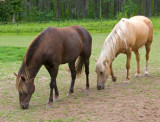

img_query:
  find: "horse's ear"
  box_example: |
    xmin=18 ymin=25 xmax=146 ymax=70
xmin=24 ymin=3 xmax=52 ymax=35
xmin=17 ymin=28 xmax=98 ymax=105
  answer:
xmin=92 ymin=56 xmax=98 ymax=62
xmin=103 ymin=59 xmax=109 ymax=66
xmin=14 ymin=72 xmax=18 ymax=77
xmin=21 ymin=75 xmax=26 ymax=82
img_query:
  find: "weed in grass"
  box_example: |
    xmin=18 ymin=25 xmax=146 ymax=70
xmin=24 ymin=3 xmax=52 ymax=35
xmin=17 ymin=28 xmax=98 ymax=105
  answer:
xmin=74 ymin=100 xmax=80 ymax=104
xmin=62 ymin=110 xmax=68 ymax=115
xmin=0 ymin=112 xmax=5 ymax=117
xmin=63 ymin=117 xmax=75 ymax=122
xmin=77 ymin=105 xmax=82 ymax=108
xmin=87 ymin=116 xmax=91 ymax=120
xmin=53 ymin=119 xmax=63 ymax=122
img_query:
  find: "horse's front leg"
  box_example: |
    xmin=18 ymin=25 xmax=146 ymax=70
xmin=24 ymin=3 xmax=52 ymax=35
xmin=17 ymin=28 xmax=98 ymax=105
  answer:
xmin=67 ymin=61 xmax=76 ymax=96
xmin=125 ymin=48 xmax=132 ymax=83
xmin=110 ymin=62 xmax=117 ymax=82
xmin=46 ymin=65 xmax=59 ymax=108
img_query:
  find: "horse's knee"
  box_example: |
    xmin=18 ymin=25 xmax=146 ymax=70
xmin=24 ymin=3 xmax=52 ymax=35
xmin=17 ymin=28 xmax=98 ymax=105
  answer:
xmin=71 ymin=72 xmax=76 ymax=79
xmin=146 ymin=54 xmax=149 ymax=60
xmin=85 ymin=69 xmax=89 ymax=75
xmin=50 ymin=81 xmax=55 ymax=89
xmin=126 ymin=64 xmax=130 ymax=70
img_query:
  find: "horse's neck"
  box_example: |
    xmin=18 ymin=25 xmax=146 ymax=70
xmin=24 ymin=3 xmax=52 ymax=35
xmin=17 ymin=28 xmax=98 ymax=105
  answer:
xmin=23 ymin=63 xmax=41 ymax=80
xmin=100 ymin=39 xmax=120 ymax=63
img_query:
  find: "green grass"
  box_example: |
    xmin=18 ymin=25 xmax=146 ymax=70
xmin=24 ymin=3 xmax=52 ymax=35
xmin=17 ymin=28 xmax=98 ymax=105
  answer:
xmin=0 ymin=47 xmax=26 ymax=62
xmin=0 ymin=19 xmax=118 ymax=34
xmin=0 ymin=32 xmax=160 ymax=121
xmin=1 ymin=17 xmax=160 ymax=34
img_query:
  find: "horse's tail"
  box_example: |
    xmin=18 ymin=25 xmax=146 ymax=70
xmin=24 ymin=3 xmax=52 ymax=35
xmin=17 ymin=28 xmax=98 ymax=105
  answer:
xmin=76 ymin=56 xmax=85 ymax=76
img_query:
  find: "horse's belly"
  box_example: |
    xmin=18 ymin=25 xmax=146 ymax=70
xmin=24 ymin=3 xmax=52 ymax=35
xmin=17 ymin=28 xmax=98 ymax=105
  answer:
xmin=132 ymin=31 xmax=149 ymax=50
xmin=132 ymin=39 xmax=148 ymax=51
xmin=61 ymin=47 xmax=82 ymax=64
xmin=61 ymin=54 xmax=80 ymax=64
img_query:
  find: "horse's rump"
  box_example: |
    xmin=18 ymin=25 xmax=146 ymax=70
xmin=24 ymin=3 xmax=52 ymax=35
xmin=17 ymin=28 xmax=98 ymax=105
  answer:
xmin=127 ymin=16 xmax=153 ymax=50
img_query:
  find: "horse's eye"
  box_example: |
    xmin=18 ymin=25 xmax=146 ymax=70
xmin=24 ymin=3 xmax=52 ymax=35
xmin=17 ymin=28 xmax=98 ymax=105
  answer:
xmin=19 ymin=92 xmax=28 ymax=96
xmin=100 ymin=71 xmax=103 ymax=75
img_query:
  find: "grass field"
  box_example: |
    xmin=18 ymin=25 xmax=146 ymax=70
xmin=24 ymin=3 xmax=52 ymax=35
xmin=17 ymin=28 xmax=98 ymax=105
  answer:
xmin=1 ymin=17 xmax=160 ymax=34
xmin=0 ymin=20 xmax=118 ymax=34
xmin=0 ymin=31 xmax=160 ymax=121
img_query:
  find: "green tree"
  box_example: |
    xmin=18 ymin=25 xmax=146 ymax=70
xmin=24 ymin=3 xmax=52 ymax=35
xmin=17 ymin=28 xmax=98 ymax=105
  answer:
xmin=124 ymin=0 xmax=138 ymax=17
xmin=0 ymin=0 xmax=23 ymax=22
xmin=0 ymin=1 xmax=10 ymax=22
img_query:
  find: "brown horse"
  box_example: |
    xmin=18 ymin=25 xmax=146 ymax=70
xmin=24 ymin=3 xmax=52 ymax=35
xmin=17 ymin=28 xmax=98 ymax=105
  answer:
xmin=14 ymin=25 xmax=92 ymax=109
xmin=95 ymin=16 xmax=153 ymax=90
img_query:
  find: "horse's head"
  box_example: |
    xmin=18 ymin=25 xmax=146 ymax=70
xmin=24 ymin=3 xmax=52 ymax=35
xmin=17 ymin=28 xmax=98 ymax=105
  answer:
xmin=95 ymin=59 xmax=111 ymax=90
xmin=14 ymin=73 xmax=35 ymax=109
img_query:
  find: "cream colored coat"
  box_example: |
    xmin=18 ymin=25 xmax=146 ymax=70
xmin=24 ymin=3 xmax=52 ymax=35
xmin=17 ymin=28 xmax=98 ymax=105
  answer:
xmin=95 ymin=16 xmax=153 ymax=90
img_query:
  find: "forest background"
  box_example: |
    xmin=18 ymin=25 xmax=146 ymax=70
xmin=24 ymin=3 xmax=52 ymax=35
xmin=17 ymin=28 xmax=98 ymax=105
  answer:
xmin=0 ymin=0 xmax=157 ymax=22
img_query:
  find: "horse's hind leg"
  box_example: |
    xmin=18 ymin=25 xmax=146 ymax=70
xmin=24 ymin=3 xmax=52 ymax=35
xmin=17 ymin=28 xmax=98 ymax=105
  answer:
xmin=68 ymin=61 xmax=76 ymax=96
xmin=144 ymin=43 xmax=151 ymax=77
xmin=84 ymin=58 xmax=89 ymax=93
xmin=134 ymin=50 xmax=141 ymax=77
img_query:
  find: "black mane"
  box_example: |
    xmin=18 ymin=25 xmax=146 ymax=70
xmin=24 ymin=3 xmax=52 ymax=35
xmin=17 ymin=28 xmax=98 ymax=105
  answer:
xmin=25 ymin=28 xmax=48 ymax=66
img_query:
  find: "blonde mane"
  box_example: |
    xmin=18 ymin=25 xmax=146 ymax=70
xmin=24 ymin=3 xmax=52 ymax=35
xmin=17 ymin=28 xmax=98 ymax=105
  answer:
xmin=98 ymin=18 xmax=130 ymax=63
xmin=15 ymin=62 xmax=30 ymax=93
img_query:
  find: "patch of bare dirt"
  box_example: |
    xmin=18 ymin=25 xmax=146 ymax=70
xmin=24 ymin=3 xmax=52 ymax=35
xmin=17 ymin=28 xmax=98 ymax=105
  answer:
xmin=1 ymin=71 xmax=160 ymax=121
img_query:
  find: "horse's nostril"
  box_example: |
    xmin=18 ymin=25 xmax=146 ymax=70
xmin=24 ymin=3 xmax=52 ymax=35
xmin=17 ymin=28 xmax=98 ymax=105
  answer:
xmin=21 ymin=105 xmax=25 ymax=109
xmin=97 ymin=85 xmax=101 ymax=90
xmin=21 ymin=104 xmax=29 ymax=109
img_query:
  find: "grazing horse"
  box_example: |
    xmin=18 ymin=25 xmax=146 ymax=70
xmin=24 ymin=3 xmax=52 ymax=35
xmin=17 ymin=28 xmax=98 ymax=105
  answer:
xmin=95 ymin=16 xmax=153 ymax=90
xmin=14 ymin=25 xmax=92 ymax=109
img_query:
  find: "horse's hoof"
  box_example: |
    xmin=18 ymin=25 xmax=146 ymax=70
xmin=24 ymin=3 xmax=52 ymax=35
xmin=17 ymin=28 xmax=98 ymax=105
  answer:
xmin=85 ymin=89 xmax=89 ymax=95
xmin=135 ymin=73 xmax=141 ymax=78
xmin=66 ymin=93 xmax=72 ymax=97
xmin=53 ymin=98 xmax=58 ymax=103
xmin=124 ymin=79 xmax=130 ymax=83
xmin=112 ymin=76 xmax=117 ymax=82
xmin=46 ymin=103 xmax=53 ymax=109
xmin=123 ymin=82 xmax=130 ymax=87
xmin=144 ymin=72 xmax=149 ymax=77
xmin=123 ymin=79 xmax=130 ymax=86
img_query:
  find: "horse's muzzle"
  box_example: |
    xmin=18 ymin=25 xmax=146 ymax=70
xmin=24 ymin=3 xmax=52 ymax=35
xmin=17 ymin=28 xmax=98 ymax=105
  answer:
xmin=97 ymin=85 xmax=104 ymax=90
xmin=21 ymin=104 xmax=29 ymax=109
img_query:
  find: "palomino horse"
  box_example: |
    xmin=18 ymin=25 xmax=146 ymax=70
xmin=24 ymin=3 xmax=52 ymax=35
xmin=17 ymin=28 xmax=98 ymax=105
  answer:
xmin=14 ymin=25 xmax=92 ymax=109
xmin=95 ymin=16 xmax=153 ymax=90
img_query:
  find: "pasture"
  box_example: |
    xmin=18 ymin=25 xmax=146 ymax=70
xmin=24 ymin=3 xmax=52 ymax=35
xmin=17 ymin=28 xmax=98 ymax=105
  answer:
xmin=0 ymin=31 xmax=160 ymax=121
xmin=1 ymin=17 xmax=160 ymax=34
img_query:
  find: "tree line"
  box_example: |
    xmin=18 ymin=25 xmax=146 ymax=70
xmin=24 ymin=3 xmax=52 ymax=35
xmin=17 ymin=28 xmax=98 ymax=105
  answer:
xmin=0 ymin=0 xmax=159 ymax=22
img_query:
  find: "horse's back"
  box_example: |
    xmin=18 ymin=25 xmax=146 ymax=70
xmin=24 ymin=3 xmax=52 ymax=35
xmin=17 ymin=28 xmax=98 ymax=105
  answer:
xmin=129 ymin=16 xmax=153 ymax=32
xmin=45 ymin=26 xmax=91 ymax=64
xmin=127 ymin=16 xmax=153 ymax=50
